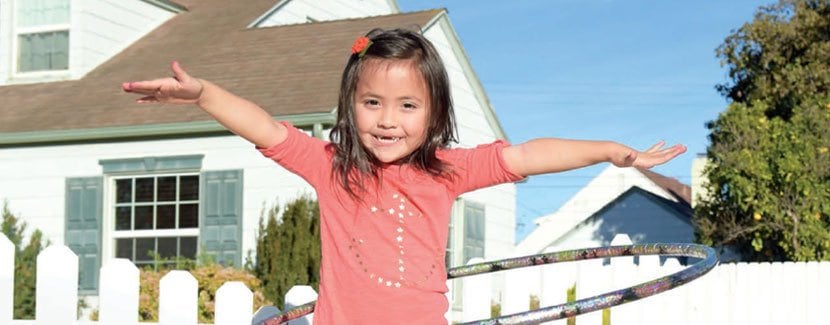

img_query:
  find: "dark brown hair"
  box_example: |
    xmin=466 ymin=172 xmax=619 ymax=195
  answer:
xmin=330 ymin=28 xmax=457 ymax=197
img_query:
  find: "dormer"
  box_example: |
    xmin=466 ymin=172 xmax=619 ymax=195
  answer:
xmin=0 ymin=0 xmax=182 ymax=86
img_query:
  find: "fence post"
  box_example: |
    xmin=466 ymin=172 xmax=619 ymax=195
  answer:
xmin=98 ymin=259 xmax=139 ymax=325
xmin=575 ymin=249 xmax=604 ymax=325
xmin=215 ymin=281 xmax=253 ymax=325
xmin=540 ymin=246 xmax=574 ymax=325
xmin=159 ymin=270 xmax=198 ymax=325
xmin=637 ymin=250 xmax=661 ymax=325
xmin=502 ymin=264 xmax=533 ymax=316
xmin=462 ymin=257 xmax=490 ymax=322
xmin=285 ymin=285 xmax=317 ymax=325
xmin=0 ymin=234 xmax=13 ymax=324
xmin=610 ymin=234 xmax=637 ymax=325
xmin=35 ymin=245 xmax=79 ymax=325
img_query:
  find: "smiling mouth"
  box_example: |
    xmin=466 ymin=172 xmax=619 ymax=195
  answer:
xmin=374 ymin=135 xmax=401 ymax=144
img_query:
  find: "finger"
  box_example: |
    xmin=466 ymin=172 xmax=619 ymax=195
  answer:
xmin=123 ymin=80 xmax=166 ymax=93
xmin=136 ymin=96 xmax=160 ymax=103
xmin=171 ymin=60 xmax=191 ymax=83
xmin=644 ymin=140 xmax=665 ymax=153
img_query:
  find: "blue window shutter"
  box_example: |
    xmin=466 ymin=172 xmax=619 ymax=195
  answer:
xmin=65 ymin=176 xmax=103 ymax=293
xmin=200 ymin=170 xmax=243 ymax=267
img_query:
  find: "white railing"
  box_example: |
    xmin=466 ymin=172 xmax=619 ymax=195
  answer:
xmin=2 ymin=233 xmax=829 ymax=324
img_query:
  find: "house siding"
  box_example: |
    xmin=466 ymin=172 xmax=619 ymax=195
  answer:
xmin=256 ymin=0 xmax=396 ymax=27
xmin=0 ymin=0 xmax=174 ymax=85
xmin=73 ymin=0 xmax=176 ymax=78
xmin=551 ymin=190 xmax=694 ymax=250
xmin=0 ymin=133 xmax=315 ymax=260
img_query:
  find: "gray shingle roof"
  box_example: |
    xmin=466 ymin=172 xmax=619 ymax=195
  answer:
xmin=0 ymin=0 xmax=441 ymax=140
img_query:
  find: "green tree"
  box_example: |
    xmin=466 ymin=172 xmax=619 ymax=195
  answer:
xmin=251 ymin=196 xmax=321 ymax=307
xmin=1 ymin=200 xmax=47 ymax=319
xmin=695 ymin=0 xmax=830 ymax=261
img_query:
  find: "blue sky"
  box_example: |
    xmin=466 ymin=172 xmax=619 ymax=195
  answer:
xmin=398 ymin=1 xmax=770 ymax=242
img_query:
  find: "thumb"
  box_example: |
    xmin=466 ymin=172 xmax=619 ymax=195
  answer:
xmin=171 ymin=60 xmax=191 ymax=82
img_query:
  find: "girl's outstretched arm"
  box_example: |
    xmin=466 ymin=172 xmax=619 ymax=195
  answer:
xmin=501 ymin=138 xmax=686 ymax=177
xmin=122 ymin=61 xmax=287 ymax=148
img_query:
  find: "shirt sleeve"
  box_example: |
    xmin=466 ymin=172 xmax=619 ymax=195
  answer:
xmin=257 ymin=121 xmax=332 ymax=188
xmin=439 ymin=140 xmax=525 ymax=197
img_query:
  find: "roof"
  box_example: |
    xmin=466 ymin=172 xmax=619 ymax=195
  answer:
xmin=0 ymin=0 xmax=441 ymax=143
xmin=515 ymin=166 xmax=693 ymax=255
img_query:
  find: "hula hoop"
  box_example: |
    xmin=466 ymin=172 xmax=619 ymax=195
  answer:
xmin=254 ymin=243 xmax=718 ymax=325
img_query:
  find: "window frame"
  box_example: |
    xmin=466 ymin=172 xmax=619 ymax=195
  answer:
xmin=11 ymin=0 xmax=72 ymax=76
xmin=105 ymin=172 xmax=201 ymax=267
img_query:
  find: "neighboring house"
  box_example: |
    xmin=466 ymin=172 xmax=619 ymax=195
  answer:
xmin=515 ymin=165 xmax=695 ymax=257
xmin=0 ymin=0 xmax=518 ymax=312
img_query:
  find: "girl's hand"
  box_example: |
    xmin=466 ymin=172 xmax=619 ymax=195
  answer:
xmin=122 ymin=61 xmax=203 ymax=104
xmin=611 ymin=141 xmax=687 ymax=169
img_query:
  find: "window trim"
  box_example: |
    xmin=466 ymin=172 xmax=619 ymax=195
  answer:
xmin=99 ymin=155 xmax=204 ymax=265
xmin=11 ymin=0 xmax=72 ymax=76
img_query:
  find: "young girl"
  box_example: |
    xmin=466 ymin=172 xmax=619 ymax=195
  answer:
xmin=123 ymin=28 xmax=685 ymax=324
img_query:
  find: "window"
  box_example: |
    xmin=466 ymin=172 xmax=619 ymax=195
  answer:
xmin=112 ymin=174 xmax=199 ymax=268
xmin=463 ymin=201 xmax=486 ymax=263
xmin=15 ymin=0 xmax=70 ymax=72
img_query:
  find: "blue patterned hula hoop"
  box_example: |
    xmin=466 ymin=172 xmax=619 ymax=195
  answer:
xmin=253 ymin=243 xmax=719 ymax=325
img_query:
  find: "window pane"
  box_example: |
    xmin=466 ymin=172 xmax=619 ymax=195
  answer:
xmin=135 ymin=177 xmax=155 ymax=202
xmin=180 ymin=237 xmax=197 ymax=259
xmin=135 ymin=238 xmax=155 ymax=262
xmin=179 ymin=176 xmax=199 ymax=201
xmin=158 ymin=237 xmax=177 ymax=259
xmin=115 ymin=206 xmax=132 ymax=230
xmin=179 ymin=204 xmax=198 ymax=228
xmin=17 ymin=0 xmax=70 ymax=27
xmin=17 ymin=31 xmax=69 ymax=72
xmin=116 ymin=179 xmax=132 ymax=203
xmin=134 ymin=206 xmax=153 ymax=230
xmin=116 ymin=238 xmax=133 ymax=259
xmin=157 ymin=176 xmax=176 ymax=202
xmin=156 ymin=205 xmax=175 ymax=229
xmin=51 ymin=31 xmax=69 ymax=70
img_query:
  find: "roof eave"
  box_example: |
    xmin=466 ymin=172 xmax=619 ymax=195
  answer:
xmin=140 ymin=0 xmax=188 ymax=13
xmin=0 ymin=112 xmax=335 ymax=147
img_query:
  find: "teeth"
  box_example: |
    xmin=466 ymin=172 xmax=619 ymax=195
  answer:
xmin=375 ymin=135 xmax=400 ymax=143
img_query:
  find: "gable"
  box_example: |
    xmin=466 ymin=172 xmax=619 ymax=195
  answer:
xmin=550 ymin=186 xmax=694 ymax=248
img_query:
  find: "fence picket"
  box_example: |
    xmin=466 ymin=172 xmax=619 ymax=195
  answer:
xmin=215 ymin=282 xmax=253 ymax=325
xmin=4 ymin=233 xmax=830 ymax=324
xmin=1 ymin=235 xmax=13 ymax=324
xmin=462 ymin=257 xmax=490 ymax=322
xmin=158 ymin=270 xmax=198 ymax=325
xmin=98 ymin=259 xmax=139 ymax=325
xmin=35 ymin=245 xmax=78 ymax=325
xmin=285 ymin=285 xmax=317 ymax=325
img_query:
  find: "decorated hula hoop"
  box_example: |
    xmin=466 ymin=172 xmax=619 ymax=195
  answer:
xmin=253 ymin=243 xmax=718 ymax=325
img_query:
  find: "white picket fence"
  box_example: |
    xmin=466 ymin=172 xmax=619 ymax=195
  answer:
xmin=3 ymin=233 xmax=830 ymax=324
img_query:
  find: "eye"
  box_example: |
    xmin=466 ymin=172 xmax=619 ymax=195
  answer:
xmin=364 ymin=99 xmax=380 ymax=108
xmin=402 ymin=102 xmax=418 ymax=110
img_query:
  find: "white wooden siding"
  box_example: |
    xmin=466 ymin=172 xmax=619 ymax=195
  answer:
xmin=0 ymin=134 xmax=315 ymax=262
xmin=255 ymin=0 xmax=396 ymax=27
xmin=0 ymin=0 xmax=174 ymax=85
xmin=0 ymin=0 xmax=12 ymax=82
xmin=73 ymin=0 xmax=175 ymax=78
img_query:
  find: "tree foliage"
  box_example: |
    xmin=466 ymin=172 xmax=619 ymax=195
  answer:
xmin=1 ymin=200 xmax=47 ymax=319
xmin=695 ymin=0 xmax=830 ymax=261
xmin=251 ymin=196 xmax=321 ymax=307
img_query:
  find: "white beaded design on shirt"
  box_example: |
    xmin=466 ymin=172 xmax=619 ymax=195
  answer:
xmin=347 ymin=192 xmax=435 ymax=289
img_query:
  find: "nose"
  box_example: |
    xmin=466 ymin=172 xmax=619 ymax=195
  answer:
xmin=377 ymin=107 xmax=397 ymax=129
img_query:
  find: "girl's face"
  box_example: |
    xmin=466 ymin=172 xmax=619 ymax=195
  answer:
xmin=354 ymin=59 xmax=430 ymax=164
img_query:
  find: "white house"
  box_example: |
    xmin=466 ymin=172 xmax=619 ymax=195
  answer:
xmin=0 ymin=0 xmax=518 ymax=313
xmin=516 ymin=165 xmax=695 ymax=256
